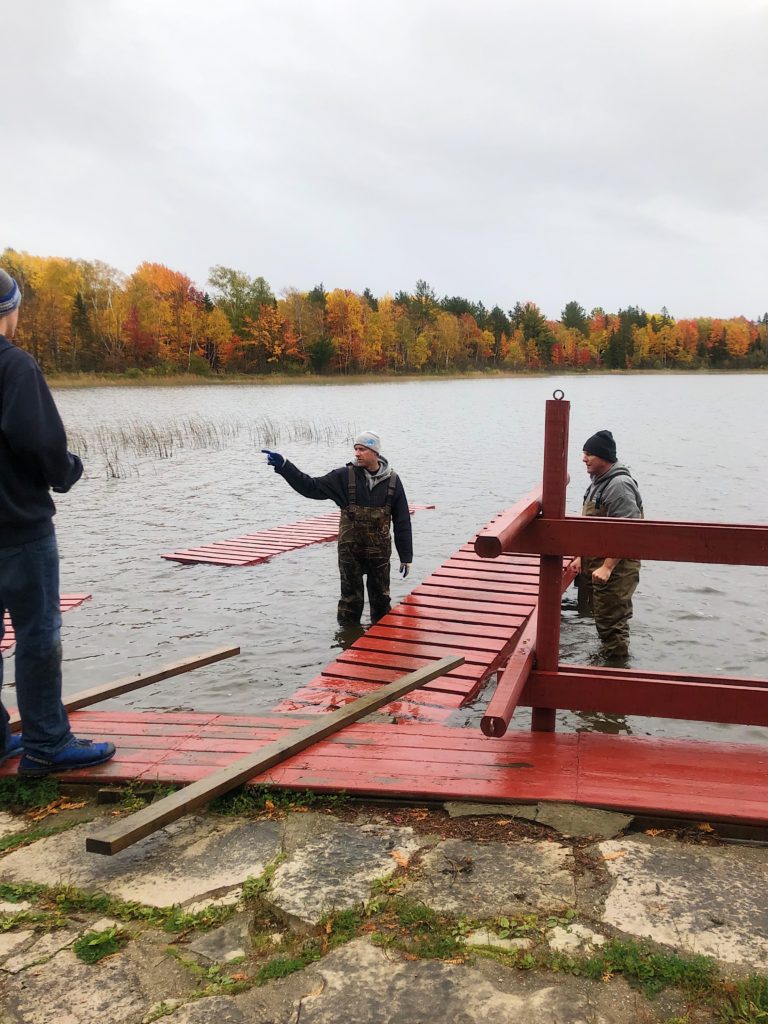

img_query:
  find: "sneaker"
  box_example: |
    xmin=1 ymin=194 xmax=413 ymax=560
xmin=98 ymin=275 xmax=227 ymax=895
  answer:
xmin=18 ymin=738 xmax=116 ymax=777
xmin=0 ymin=733 xmax=24 ymax=766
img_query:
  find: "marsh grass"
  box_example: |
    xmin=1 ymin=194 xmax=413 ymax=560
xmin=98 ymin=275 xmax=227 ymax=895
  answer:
xmin=68 ymin=415 xmax=354 ymax=478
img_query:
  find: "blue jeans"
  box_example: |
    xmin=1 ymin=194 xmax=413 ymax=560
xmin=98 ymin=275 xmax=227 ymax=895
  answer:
xmin=0 ymin=534 xmax=73 ymax=758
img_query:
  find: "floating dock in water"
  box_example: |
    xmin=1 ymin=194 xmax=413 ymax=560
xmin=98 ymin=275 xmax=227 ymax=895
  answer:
xmin=161 ymin=505 xmax=435 ymax=566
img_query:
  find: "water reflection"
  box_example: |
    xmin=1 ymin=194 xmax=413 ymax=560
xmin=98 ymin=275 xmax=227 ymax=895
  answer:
xmin=332 ymin=623 xmax=367 ymax=650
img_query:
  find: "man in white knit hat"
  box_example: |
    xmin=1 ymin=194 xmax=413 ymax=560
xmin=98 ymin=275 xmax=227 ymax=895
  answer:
xmin=262 ymin=432 xmax=413 ymax=625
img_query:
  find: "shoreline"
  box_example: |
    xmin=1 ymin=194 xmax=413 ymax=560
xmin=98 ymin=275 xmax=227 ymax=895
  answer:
xmin=46 ymin=367 xmax=767 ymax=388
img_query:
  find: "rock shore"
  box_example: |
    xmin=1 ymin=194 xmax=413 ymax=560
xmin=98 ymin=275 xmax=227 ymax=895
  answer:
xmin=1 ymin=790 xmax=767 ymax=1024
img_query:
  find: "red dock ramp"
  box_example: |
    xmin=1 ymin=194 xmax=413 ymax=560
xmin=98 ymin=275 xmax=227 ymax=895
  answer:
xmin=161 ymin=505 xmax=435 ymax=567
xmin=1 ymin=594 xmax=92 ymax=655
xmin=275 ymin=540 xmax=574 ymax=720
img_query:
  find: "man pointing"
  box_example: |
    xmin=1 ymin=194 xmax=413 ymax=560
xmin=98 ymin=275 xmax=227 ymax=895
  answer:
xmin=262 ymin=432 xmax=412 ymax=626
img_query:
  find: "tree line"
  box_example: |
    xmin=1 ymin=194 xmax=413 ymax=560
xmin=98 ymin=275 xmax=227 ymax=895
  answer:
xmin=2 ymin=248 xmax=767 ymax=376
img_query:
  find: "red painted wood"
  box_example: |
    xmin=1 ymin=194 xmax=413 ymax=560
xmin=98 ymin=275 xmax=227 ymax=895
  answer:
xmin=474 ymin=487 xmax=543 ymax=559
xmin=162 ymin=505 xmax=433 ymax=567
xmin=533 ymin=397 xmax=570 ymax=733
xmin=481 ymin=614 xmax=538 ymax=737
xmin=413 ymin=585 xmax=538 ymax=607
xmin=6 ymin=709 xmax=768 ymax=826
xmin=514 ymin=518 xmax=768 ymax=566
xmin=374 ymin=614 xmax=522 ymax=641
xmin=1 ymin=594 xmax=92 ymax=655
xmin=362 ymin=627 xmax=508 ymax=654
xmin=523 ymin=669 xmax=768 ymax=725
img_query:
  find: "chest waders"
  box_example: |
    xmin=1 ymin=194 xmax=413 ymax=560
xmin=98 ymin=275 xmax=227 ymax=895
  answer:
xmin=579 ymin=471 xmax=642 ymax=660
xmin=336 ymin=467 xmax=397 ymax=625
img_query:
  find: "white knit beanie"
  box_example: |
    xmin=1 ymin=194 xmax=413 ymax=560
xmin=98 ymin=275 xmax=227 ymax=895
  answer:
xmin=353 ymin=431 xmax=382 ymax=454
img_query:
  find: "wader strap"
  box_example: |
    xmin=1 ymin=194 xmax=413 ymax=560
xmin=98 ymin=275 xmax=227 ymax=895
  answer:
xmin=583 ymin=468 xmax=642 ymax=512
xmin=386 ymin=472 xmax=398 ymax=507
xmin=348 ymin=465 xmax=356 ymax=507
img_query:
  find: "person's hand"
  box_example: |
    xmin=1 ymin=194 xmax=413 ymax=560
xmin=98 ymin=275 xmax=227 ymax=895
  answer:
xmin=399 ymin=563 xmax=411 ymax=578
xmin=261 ymin=449 xmax=285 ymax=470
xmin=571 ymin=556 xmax=581 ymax=575
xmin=592 ymin=562 xmax=612 ymax=584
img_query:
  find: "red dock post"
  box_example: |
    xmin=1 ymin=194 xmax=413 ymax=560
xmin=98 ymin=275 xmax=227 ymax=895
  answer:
xmin=531 ymin=392 xmax=570 ymax=732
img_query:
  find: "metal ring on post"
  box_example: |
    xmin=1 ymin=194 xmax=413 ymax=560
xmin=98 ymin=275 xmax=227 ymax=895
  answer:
xmin=552 ymin=389 xmax=565 ymax=400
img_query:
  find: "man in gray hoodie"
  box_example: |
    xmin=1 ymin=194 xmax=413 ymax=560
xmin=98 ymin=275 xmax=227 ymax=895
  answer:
xmin=572 ymin=430 xmax=643 ymax=662
xmin=262 ymin=432 xmax=412 ymax=625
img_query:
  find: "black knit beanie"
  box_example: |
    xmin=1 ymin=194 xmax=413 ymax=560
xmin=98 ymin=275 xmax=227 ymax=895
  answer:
xmin=583 ymin=429 xmax=617 ymax=462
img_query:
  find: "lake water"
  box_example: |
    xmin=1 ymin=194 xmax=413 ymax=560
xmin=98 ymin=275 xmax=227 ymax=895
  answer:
xmin=9 ymin=374 xmax=767 ymax=743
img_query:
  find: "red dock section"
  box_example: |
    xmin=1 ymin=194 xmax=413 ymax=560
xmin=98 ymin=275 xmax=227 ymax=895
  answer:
xmin=275 ymin=537 xmax=574 ymax=719
xmin=162 ymin=505 xmax=435 ymax=566
xmin=5 ymin=709 xmax=768 ymax=828
xmin=1 ymin=594 xmax=91 ymax=655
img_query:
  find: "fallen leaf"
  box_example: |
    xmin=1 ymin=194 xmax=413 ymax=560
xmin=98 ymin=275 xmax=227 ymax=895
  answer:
xmin=229 ymin=973 xmax=248 ymax=982
xmin=264 ymin=799 xmax=275 ymax=812
xmin=391 ymin=849 xmax=410 ymax=868
xmin=496 ymin=819 xmax=512 ymax=826
xmin=697 ymin=822 xmax=715 ymax=833
xmin=602 ymin=851 xmax=626 ymax=861
xmin=644 ymin=828 xmax=664 ymax=837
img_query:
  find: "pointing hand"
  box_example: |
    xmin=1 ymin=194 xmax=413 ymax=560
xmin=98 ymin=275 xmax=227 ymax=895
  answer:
xmin=261 ymin=449 xmax=285 ymax=470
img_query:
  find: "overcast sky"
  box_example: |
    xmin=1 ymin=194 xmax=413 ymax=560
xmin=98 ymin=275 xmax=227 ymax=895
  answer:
xmin=4 ymin=0 xmax=767 ymax=319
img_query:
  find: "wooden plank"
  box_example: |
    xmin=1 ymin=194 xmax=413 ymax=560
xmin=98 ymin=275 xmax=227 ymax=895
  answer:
xmin=513 ymin=517 xmax=768 ymax=566
xmin=523 ymin=668 xmax=768 ymax=726
xmin=474 ymin=486 xmax=543 ymax=558
xmin=373 ymin=613 xmax=521 ymax=641
xmin=481 ymin=613 xmax=538 ymax=737
xmin=84 ymin=655 xmax=463 ymax=855
xmin=7 ymin=646 xmax=240 ymax=730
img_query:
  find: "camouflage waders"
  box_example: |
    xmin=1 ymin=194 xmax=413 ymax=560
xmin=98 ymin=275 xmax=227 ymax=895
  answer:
xmin=579 ymin=483 xmax=642 ymax=659
xmin=337 ymin=467 xmax=397 ymax=625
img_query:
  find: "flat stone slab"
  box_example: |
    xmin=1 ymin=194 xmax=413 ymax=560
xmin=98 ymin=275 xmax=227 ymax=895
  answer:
xmin=400 ymin=838 xmax=575 ymax=916
xmin=0 ymin=815 xmax=282 ymax=907
xmin=161 ymin=997 xmax=250 ymax=1023
xmin=187 ymin=913 xmax=252 ymax=964
xmin=443 ymin=802 xmax=632 ymax=838
xmin=599 ymin=836 xmax=768 ymax=969
xmin=235 ymin=936 xmax=642 ymax=1023
xmin=2 ymin=928 xmax=79 ymax=974
xmin=0 ymin=810 xmax=24 ymax=839
xmin=443 ymin=802 xmax=538 ymax=820
xmin=535 ymin=803 xmax=633 ymax=839
xmin=266 ymin=813 xmax=422 ymax=927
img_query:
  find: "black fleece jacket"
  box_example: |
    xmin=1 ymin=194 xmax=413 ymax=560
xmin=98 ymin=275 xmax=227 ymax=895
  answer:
xmin=0 ymin=336 xmax=83 ymax=544
xmin=277 ymin=460 xmax=413 ymax=563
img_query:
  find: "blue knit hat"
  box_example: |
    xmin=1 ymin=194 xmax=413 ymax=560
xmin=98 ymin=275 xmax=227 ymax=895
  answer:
xmin=0 ymin=269 xmax=21 ymax=316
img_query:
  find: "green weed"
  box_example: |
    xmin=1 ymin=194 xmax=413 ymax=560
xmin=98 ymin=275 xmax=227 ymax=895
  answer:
xmin=210 ymin=784 xmax=347 ymax=816
xmin=562 ymin=938 xmax=717 ymax=998
xmin=241 ymin=854 xmax=285 ymax=902
xmin=0 ymin=777 xmax=59 ymax=811
xmin=718 ymin=975 xmax=768 ymax=1023
xmin=73 ymin=926 xmax=129 ymax=964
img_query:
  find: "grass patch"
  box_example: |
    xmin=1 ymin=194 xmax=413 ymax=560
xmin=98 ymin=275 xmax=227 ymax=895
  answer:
xmin=371 ymin=898 xmax=463 ymax=961
xmin=73 ymin=925 xmax=129 ymax=964
xmin=718 ymin=974 xmax=768 ymax=1023
xmin=241 ymin=854 xmax=285 ymax=902
xmin=210 ymin=784 xmax=347 ymax=816
xmin=570 ymin=938 xmax=717 ymax=998
xmin=0 ymin=776 xmax=60 ymax=811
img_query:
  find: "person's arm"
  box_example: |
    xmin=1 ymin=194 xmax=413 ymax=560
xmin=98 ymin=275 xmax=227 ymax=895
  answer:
xmin=1 ymin=360 xmax=83 ymax=492
xmin=277 ymin=461 xmax=348 ymax=506
xmin=391 ymin=478 xmax=413 ymax=566
xmin=592 ymin=477 xmax=642 ymax=582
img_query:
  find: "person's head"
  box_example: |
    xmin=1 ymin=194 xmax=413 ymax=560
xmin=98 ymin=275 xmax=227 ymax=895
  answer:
xmin=353 ymin=430 xmax=382 ymax=471
xmin=0 ymin=269 xmax=22 ymax=339
xmin=582 ymin=429 xmax=617 ymax=477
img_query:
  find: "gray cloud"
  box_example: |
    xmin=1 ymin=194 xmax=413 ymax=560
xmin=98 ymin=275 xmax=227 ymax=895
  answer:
xmin=3 ymin=0 xmax=766 ymax=317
